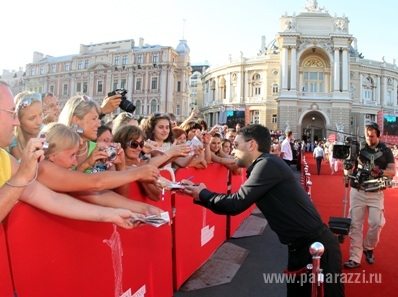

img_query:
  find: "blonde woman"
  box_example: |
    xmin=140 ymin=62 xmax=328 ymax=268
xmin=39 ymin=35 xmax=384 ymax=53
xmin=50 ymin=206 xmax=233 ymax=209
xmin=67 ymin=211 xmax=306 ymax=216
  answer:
xmin=9 ymin=92 xmax=44 ymax=161
xmin=37 ymin=122 xmax=164 ymax=216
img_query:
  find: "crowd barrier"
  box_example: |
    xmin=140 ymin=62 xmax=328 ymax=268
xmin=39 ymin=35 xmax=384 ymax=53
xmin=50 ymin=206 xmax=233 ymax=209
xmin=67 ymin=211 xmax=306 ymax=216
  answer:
xmin=0 ymin=224 xmax=13 ymax=297
xmin=2 ymin=163 xmax=250 ymax=297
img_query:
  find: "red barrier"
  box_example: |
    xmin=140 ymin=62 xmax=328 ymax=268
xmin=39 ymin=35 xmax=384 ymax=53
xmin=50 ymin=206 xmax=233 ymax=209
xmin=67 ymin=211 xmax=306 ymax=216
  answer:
xmin=227 ymin=168 xmax=254 ymax=238
xmin=172 ymin=164 xmax=229 ymax=290
xmin=126 ymin=169 xmax=174 ymax=297
xmin=0 ymin=224 xmax=14 ymax=297
xmin=4 ymin=178 xmax=173 ymax=297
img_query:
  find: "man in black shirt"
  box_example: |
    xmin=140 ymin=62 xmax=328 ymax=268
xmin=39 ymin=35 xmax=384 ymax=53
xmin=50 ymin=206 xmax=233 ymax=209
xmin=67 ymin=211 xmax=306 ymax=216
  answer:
xmin=182 ymin=124 xmax=344 ymax=297
xmin=343 ymin=122 xmax=396 ymax=268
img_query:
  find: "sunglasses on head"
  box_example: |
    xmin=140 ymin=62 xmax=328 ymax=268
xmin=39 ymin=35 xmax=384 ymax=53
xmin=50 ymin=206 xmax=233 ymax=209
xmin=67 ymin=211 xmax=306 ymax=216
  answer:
xmin=17 ymin=93 xmax=42 ymax=111
xmin=154 ymin=113 xmax=170 ymax=119
xmin=82 ymin=95 xmax=92 ymax=102
xmin=127 ymin=139 xmax=145 ymax=149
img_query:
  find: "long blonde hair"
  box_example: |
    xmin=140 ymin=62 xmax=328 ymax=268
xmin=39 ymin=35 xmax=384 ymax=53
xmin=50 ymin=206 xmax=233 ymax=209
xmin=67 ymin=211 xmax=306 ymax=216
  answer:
xmin=13 ymin=91 xmax=42 ymax=153
xmin=40 ymin=123 xmax=80 ymax=158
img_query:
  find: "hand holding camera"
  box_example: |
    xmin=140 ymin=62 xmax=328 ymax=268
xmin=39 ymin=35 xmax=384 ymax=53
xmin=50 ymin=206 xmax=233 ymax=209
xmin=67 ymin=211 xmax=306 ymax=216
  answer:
xmin=107 ymin=89 xmax=136 ymax=113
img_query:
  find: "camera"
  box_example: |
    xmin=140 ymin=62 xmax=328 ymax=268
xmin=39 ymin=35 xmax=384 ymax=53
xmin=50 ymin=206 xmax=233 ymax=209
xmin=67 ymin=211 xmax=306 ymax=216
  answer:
xmin=108 ymin=88 xmax=136 ymax=113
xmin=100 ymin=146 xmax=117 ymax=162
xmin=39 ymin=133 xmax=49 ymax=150
xmin=333 ymin=137 xmax=360 ymax=170
xmin=71 ymin=124 xmax=84 ymax=134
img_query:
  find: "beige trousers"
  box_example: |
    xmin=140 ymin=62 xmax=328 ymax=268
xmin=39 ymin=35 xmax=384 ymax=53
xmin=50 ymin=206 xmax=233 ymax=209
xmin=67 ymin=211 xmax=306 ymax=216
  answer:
xmin=348 ymin=188 xmax=385 ymax=263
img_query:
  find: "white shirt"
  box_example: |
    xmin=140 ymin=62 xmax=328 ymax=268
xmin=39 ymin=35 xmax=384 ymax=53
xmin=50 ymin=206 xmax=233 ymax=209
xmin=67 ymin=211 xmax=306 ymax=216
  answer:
xmin=281 ymin=138 xmax=293 ymax=161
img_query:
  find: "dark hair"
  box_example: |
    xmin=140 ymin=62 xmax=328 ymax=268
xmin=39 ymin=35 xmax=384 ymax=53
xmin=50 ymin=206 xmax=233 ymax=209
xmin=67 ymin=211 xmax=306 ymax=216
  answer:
xmin=366 ymin=122 xmax=381 ymax=137
xmin=141 ymin=113 xmax=173 ymax=143
xmin=113 ymin=125 xmax=146 ymax=150
xmin=180 ymin=121 xmax=202 ymax=134
xmin=97 ymin=125 xmax=112 ymax=139
xmin=196 ymin=118 xmax=208 ymax=131
xmin=41 ymin=91 xmax=54 ymax=99
xmin=237 ymin=124 xmax=271 ymax=153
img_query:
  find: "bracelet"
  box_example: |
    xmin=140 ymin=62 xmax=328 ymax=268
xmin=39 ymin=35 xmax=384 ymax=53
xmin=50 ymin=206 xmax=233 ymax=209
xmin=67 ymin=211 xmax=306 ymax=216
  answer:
xmin=5 ymin=163 xmax=38 ymax=187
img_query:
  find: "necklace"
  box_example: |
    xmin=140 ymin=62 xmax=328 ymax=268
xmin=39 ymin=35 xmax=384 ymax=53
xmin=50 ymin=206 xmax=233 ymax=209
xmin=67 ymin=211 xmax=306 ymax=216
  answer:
xmin=76 ymin=142 xmax=88 ymax=157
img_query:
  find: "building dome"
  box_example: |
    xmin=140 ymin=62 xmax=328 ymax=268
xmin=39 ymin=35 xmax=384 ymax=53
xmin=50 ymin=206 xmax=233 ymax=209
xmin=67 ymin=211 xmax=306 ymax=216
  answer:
xmin=176 ymin=39 xmax=190 ymax=56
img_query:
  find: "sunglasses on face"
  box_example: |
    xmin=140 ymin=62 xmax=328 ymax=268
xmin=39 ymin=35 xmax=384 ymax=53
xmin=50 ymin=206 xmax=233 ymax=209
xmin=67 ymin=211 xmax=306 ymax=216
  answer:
xmin=127 ymin=139 xmax=145 ymax=149
xmin=17 ymin=93 xmax=42 ymax=112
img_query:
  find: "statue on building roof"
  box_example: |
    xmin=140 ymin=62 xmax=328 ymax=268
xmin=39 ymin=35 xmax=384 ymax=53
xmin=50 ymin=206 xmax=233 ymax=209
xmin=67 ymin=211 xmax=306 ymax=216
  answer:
xmin=305 ymin=0 xmax=325 ymax=13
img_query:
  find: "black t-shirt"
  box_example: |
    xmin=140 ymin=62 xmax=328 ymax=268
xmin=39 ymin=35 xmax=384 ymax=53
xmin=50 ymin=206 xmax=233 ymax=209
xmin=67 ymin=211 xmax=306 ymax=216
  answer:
xmin=197 ymin=153 xmax=323 ymax=244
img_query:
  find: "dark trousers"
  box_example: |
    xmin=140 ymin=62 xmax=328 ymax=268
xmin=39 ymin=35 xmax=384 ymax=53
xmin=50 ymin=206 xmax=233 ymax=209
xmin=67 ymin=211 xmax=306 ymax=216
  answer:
xmin=286 ymin=225 xmax=345 ymax=297
xmin=315 ymin=156 xmax=323 ymax=174
xmin=283 ymin=159 xmax=292 ymax=167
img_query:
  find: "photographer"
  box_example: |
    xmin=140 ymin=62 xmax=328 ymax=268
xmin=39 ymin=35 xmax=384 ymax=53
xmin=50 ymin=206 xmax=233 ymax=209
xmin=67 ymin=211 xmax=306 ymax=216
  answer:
xmin=344 ymin=122 xmax=396 ymax=268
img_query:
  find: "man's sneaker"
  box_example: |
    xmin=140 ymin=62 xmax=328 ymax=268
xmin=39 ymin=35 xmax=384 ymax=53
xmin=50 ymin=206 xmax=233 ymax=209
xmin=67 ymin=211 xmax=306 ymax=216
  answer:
xmin=363 ymin=250 xmax=374 ymax=264
xmin=344 ymin=260 xmax=360 ymax=268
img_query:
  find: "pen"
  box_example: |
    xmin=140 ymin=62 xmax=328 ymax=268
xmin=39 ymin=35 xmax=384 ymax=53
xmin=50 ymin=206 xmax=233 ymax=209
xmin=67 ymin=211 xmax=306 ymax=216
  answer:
xmin=187 ymin=176 xmax=194 ymax=181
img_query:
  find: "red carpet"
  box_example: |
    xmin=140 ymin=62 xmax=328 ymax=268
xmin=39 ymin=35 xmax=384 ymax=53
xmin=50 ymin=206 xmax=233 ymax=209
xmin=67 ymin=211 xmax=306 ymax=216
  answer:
xmin=303 ymin=152 xmax=398 ymax=296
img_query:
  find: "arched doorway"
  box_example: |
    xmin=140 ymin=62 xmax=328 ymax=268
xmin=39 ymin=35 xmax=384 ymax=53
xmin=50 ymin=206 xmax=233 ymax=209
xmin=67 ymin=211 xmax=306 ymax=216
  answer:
xmin=301 ymin=112 xmax=326 ymax=143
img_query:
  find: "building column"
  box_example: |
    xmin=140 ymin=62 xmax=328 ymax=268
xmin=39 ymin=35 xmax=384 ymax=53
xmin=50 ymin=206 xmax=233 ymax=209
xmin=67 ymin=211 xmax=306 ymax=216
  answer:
xmin=333 ymin=48 xmax=340 ymax=91
xmin=127 ymin=71 xmax=134 ymax=101
xmin=342 ymin=48 xmax=348 ymax=91
xmin=359 ymin=74 xmax=363 ymax=103
xmin=290 ymin=47 xmax=297 ymax=90
xmin=376 ymin=75 xmax=381 ymax=105
xmin=281 ymin=47 xmax=289 ymax=90
xmin=394 ymin=79 xmax=397 ymax=107
xmin=383 ymin=76 xmax=387 ymax=106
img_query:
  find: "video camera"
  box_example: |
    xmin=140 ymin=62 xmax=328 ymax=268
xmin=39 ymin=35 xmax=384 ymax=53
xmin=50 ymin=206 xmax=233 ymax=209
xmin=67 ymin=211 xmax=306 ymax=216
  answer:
xmin=108 ymin=88 xmax=136 ymax=113
xmin=332 ymin=136 xmax=360 ymax=170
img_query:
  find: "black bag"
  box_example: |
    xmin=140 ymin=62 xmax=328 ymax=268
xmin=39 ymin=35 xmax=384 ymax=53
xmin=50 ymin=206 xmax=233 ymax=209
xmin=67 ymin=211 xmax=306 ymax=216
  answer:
xmin=328 ymin=217 xmax=351 ymax=235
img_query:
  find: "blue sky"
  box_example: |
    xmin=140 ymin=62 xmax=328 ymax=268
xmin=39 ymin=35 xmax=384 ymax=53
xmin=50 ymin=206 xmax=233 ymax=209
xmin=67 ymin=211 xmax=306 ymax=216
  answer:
xmin=1 ymin=0 xmax=396 ymax=71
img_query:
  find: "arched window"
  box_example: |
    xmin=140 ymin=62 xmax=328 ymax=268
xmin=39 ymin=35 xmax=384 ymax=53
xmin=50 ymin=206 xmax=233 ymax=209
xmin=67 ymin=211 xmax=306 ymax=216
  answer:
xmin=272 ymin=83 xmax=279 ymax=95
xmin=302 ymin=58 xmax=325 ymax=93
xmin=150 ymin=99 xmax=157 ymax=114
xmin=362 ymin=76 xmax=374 ymax=102
xmin=135 ymin=100 xmax=142 ymax=115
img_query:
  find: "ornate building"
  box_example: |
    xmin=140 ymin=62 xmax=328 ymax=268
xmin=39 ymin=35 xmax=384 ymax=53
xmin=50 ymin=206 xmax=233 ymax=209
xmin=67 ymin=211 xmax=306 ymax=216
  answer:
xmin=19 ymin=38 xmax=192 ymax=122
xmin=198 ymin=1 xmax=398 ymax=144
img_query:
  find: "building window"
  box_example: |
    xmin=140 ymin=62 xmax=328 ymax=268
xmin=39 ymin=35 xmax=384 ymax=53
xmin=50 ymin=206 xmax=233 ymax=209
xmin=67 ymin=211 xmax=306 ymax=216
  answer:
xmin=254 ymin=87 xmax=261 ymax=95
xmin=122 ymin=55 xmax=128 ymax=65
xmin=137 ymin=54 xmax=143 ymax=64
xmin=113 ymin=80 xmax=118 ymax=91
xmin=65 ymin=63 xmax=70 ymax=71
xmin=151 ymin=77 xmax=158 ymax=90
xmin=190 ymin=81 xmax=197 ymax=87
xmin=84 ymin=60 xmax=89 ymax=69
xmin=97 ymin=80 xmax=103 ymax=93
xmin=272 ymin=114 xmax=277 ymax=123
xmin=150 ymin=99 xmax=157 ymax=113
xmin=135 ymin=100 xmax=142 ymax=115
xmin=136 ymin=78 xmax=142 ymax=91
xmin=78 ymin=61 xmax=83 ymax=70
xmin=83 ymin=82 xmax=88 ymax=93
xmin=250 ymin=110 xmax=260 ymax=124
xmin=63 ymin=84 xmax=68 ymax=95
xmin=153 ymin=53 xmax=159 ymax=63
xmin=272 ymin=84 xmax=279 ymax=95
xmin=115 ymin=56 xmax=120 ymax=66
xmin=121 ymin=79 xmax=126 ymax=89
xmin=52 ymin=65 xmax=56 ymax=73
xmin=40 ymin=67 xmax=44 ymax=75
xmin=177 ymin=81 xmax=181 ymax=92
xmin=303 ymin=71 xmax=324 ymax=92
xmin=176 ymin=104 xmax=180 ymax=115
xmin=362 ymin=76 xmax=374 ymax=102
xmin=76 ymin=82 xmax=81 ymax=93
xmin=50 ymin=85 xmax=54 ymax=93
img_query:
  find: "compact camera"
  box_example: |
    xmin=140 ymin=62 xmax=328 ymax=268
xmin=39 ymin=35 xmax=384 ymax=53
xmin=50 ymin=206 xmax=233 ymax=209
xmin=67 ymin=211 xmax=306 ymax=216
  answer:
xmin=108 ymin=88 xmax=136 ymax=113
xmin=100 ymin=146 xmax=117 ymax=162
